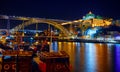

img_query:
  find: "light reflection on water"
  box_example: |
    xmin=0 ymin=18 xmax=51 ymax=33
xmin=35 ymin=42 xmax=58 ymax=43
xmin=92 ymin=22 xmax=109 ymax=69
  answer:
xmin=114 ymin=44 xmax=120 ymax=72
xmin=51 ymin=42 xmax=120 ymax=72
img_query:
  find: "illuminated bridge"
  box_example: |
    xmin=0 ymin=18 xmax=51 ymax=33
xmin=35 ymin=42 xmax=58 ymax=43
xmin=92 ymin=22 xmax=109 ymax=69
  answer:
xmin=0 ymin=15 xmax=72 ymax=36
xmin=0 ymin=12 xmax=113 ymax=38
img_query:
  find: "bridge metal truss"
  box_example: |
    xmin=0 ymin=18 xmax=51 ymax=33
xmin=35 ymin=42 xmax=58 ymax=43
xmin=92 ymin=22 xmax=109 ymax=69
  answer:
xmin=10 ymin=18 xmax=71 ymax=37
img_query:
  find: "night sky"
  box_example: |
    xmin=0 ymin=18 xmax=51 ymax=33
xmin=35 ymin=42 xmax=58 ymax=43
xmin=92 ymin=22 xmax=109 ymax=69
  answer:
xmin=0 ymin=0 xmax=120 ymax=20
xmin=0 ymin=0 xmax=120 ymax=30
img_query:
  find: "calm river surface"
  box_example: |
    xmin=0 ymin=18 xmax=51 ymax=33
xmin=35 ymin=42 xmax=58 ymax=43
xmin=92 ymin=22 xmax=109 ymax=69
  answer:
xmin=51 ymin=42 xmax=120 ymax=72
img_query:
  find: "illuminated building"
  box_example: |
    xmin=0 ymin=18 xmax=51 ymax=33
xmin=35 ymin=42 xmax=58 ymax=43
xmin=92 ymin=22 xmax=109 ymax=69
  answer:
xmin=82 ymin=11 xmax=112 ymax=27
xmin=83 ymin=11 xmax=95 ymax=20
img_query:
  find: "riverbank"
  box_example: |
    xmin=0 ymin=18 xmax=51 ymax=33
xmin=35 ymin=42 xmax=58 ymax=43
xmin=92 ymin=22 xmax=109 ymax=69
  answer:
xmin=52 ymin=38 xmax=120 ymax=44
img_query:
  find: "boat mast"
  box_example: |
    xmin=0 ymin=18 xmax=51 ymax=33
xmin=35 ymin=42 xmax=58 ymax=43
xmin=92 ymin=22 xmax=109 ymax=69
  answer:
xmin=49 ymin=24 xmax=52 ymax=52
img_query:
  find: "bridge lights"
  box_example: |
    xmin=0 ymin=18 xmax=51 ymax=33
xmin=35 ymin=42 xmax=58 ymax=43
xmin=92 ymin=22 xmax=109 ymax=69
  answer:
xmin=35 ymin=33 xmax=39 ymax=37
xmin=35 ymin=23 xmax=38 ymax=37
xmin=22 ymin=33 xmax=25 ymax=37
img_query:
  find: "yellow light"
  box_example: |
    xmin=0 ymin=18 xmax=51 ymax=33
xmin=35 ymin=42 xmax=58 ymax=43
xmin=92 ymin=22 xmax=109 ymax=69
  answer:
xmin=22 ymin=33 xmax=24 ymax=37
xmin=35 ymin=33 xmax=38 ymax=37
xmin=78 ymin=19 xmax=83 ymax=22
xmin=73 ymin=20 xmax=79 ymax=22
xmin=36 ymin=41 xmax=39 ymax=44
xmin=61 ymin=23 xmax=68 ymax=25
xmin=22 ymin=41 xmax=25 ymax=44
xmin=105 ymin=21 xmax=111 ymax=25
xmin=67 ymin=22 xmax=72 ymax=24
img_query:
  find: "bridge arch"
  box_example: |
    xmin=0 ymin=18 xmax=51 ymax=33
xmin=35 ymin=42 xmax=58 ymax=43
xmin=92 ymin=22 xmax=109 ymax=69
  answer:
xmin=10 ymin=18 xmax=71 ymax=36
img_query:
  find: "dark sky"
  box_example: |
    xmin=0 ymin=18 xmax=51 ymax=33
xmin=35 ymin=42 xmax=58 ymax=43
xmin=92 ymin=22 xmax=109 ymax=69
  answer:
xmin=0 ymin=0 xmax=120 ymax=20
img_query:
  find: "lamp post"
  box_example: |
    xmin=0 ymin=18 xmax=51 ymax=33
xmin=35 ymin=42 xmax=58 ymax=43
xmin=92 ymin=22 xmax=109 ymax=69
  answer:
xmin=7 ymin=18 xmax=10 ymax=36
xmin=22 ymin=20 xmax=25 ymax=37
xmin=48 ymin=24 xmax=53 ymax=52
xmin=35 ymin=23 xmax=38 ymax=37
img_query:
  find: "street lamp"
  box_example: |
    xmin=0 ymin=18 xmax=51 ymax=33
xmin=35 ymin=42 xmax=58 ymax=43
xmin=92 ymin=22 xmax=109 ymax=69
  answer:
xmin=35 ymin=23 xmax=38 ymax=37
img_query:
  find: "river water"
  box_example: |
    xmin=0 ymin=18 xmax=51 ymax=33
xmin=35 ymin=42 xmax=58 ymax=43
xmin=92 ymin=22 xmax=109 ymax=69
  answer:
xmin=51 ymin=42 xmax=120 ymax=72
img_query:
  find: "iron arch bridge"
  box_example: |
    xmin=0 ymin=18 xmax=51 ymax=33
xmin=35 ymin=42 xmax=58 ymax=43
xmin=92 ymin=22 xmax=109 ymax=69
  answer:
xmin=10 ymin=18 xmax=72 ymax=36
xmin=0 ymin=15 xmax=71 ymax=37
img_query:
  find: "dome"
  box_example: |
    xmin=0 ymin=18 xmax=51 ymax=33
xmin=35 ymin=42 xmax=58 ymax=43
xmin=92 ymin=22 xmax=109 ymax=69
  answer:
xmin=83 ymin=11 xmax=95 ymax=20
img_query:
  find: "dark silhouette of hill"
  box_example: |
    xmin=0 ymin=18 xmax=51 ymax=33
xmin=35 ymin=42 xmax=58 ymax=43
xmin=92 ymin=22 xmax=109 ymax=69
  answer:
xmin=99 ymin=25 xmax=120 ymax=33
xmin=104 ymin=25 xmax=120 ymax=31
